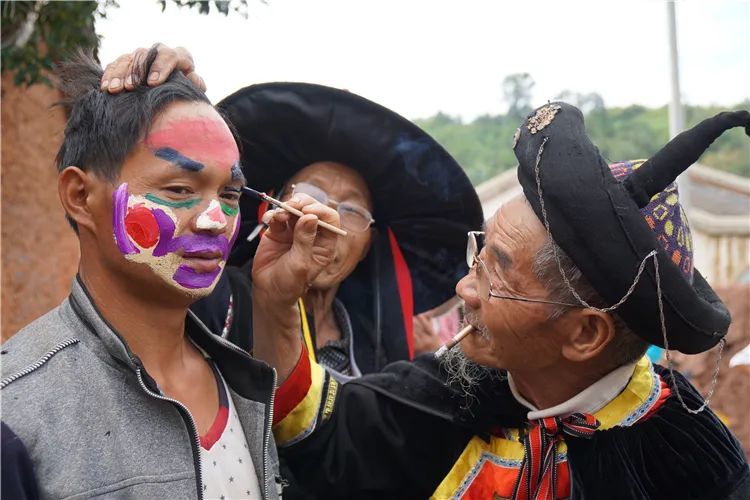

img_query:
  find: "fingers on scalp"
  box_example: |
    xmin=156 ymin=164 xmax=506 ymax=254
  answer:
xmin=174 ymin=46 xmax=196 ymax=72
xmin=187 ymin=72 xmax=207 ymax=92
xmin=104 ymin=54 xmax=133 ymax=92
xmin=147 ymin=43 xmax=178 ymax=86
xmin=124 ymin=48 xmax=148 ymax=89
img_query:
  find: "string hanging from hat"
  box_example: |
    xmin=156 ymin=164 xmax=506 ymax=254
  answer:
xmin=654 ymin=254 xmax=725 ymax=415
xmin=531 ymin=135 xmax=724 ymax=415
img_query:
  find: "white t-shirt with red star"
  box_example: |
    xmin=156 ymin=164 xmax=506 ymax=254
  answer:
xmin=199 ymin=362 xmax=262 ymax=500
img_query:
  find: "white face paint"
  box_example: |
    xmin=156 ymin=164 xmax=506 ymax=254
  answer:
xmin=196 ymin=199 xmax=228 ymax=231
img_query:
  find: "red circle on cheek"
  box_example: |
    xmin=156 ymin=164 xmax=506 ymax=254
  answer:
xmin=125 ymin=206 xmax=160 ymax=248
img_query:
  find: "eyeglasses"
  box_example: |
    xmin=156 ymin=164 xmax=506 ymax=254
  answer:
xmin=466 ymin=231 xmax=582 ymax=308
xmin=291 ymin=182 xmax=375 ymax=233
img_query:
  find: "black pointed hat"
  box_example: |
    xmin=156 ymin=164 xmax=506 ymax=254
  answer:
xmin=217 ymin=82 xmax=483 ymax=369
xmin=514 ymin=103 xmax=749 ymax=354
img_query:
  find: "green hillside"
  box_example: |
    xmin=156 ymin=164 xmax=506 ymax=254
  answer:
xmin=415 ymin=101 xmax=750 ymax=185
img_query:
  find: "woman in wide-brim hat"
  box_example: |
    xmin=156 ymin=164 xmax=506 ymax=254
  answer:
xmin=191 ymin=82 xmax=483 ymax=378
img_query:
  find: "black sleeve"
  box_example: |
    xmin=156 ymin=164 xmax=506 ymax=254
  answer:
xmin=1 ymin=422 xmax=39 ymax=500
xmin=224 ymin=263 xmax=254 ymax=353
xmin=278 ymin=357 xmax=474 ymax=499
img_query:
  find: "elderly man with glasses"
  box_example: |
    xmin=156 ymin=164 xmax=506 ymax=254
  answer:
xmin=252 ymin=104 xmax=750 ymax=499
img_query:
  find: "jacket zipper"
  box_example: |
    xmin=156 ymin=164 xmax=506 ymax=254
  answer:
xmin=263 ymin=369 xmax=278 ymax=499
xmin=136 ymin=367 xmax=204 ymax=500
xmin=0 ymin=338 xmax=80 ymax=389
xmin=200 ymin=329 xmax=278 ymax=498
xmin=185 ymin=317 xmax=279 ymax=498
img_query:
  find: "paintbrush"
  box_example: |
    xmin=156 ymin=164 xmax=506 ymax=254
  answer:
xmin=434 ymin=325 xmax=474 ymax=359
xmin=241 ymin=186 xmax=348 ymax=236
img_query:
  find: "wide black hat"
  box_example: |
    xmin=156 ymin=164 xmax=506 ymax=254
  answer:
xmin=514 ymin=103 xmax=749 ymax=354
xmin=217 ymin=82 xmax=483 ymax=368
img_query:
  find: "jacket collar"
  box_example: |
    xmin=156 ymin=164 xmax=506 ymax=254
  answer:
xmin=508 ymin=360 xmax=639 ymax=420
xmin=68 ymin=276 xmax=275 ymax=403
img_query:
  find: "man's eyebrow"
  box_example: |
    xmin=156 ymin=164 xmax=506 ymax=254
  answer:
xmin=490 ymin=244 xmax=513 ymax=270
xmin=153 ymin=147 xmax=204 ymax=172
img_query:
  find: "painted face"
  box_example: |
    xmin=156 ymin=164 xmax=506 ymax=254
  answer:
xmin=110 ymin=106 xmax=242 ymax=297
xmin=112 ymin=183 xmax=240 ymax=294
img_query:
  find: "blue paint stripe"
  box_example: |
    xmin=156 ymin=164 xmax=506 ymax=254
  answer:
xmin=154 ymin=147 xmax=204 ymax=172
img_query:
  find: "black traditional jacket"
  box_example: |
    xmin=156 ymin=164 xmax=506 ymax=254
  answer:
xmin=273 ymin=351 xmax=750 ymax=499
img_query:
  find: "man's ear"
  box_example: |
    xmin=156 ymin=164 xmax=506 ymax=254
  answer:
xmin=58 ymin=166 xmax=100 ymax=233
xmin=560 ymin=308 xmax=616 ymax=362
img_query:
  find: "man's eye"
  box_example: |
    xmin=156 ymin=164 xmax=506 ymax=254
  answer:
xmin=164 ymin=186 xmax=193 ymax=195
xmin=221 ymin=192 xmax=241 ymax=202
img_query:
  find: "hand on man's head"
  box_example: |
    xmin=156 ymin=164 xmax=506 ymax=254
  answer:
xmin=101 ymin=43 xmax=206 ymax=94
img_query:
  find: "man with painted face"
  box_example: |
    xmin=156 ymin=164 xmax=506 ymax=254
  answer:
xmin=101 ymin=48 xmax=483 ymax=379
xmin=248 ymin=104 xmax=750 ymax=498
xmin=0 ymin=49 xmax=339 ymax=499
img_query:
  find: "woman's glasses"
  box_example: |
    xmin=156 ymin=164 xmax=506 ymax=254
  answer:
xmin=292 ymin=182 xmax=375 ymax=233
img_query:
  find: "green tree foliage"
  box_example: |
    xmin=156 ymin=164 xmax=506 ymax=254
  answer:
xmin=502 ymin=72 xmax=535 ymax=122
xmin=1 ymin=1 xmax=109 ymax=86
xmin=416 ymin=86 xmax=750 ymax=184
xmin=1 ymin=0 xmax=248 ymax=87
xmin=157 ymin=0 xmax=251 ymax=17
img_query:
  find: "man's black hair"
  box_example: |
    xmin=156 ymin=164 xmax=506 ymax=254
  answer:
xmin=55 ymin=46 xmax=211 ymax=231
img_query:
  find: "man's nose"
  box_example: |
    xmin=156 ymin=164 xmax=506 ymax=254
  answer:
xmin=456 ymin=273 xmax=480 ymax=309
xmin=195 ymin=199 xmax=227 ymax=232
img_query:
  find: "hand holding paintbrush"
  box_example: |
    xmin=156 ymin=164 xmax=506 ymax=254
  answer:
xmin=242 ymin=186 xmax=348 ymax=237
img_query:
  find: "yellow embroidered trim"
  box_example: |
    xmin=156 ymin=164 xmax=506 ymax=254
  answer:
xmin=431 ymin=436 xmax=570 ymax=499
xmin=273 ymin=361 xmax=325 ymax=445
xmin=432 ymin=356 xmax=657 ymax=498
xmin=594 ymin=356 xmax=655 ymax=430
xmin=299 ymin=298 xmax=317 ymax=363
xmin=322 ymin=376 xmax=339 ymax=422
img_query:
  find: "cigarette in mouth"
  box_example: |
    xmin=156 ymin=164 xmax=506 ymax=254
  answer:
xmin=434 ymin=325 xmax=474 ymax=359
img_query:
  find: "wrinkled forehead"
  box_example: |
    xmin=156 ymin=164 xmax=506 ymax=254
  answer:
xmin=144 ymin=115 xmax=239 ymax=171
xmin=289 ymin=161 xmax=372 ymax=206
xmin=488 ymin=194 xmax=547 ymax=251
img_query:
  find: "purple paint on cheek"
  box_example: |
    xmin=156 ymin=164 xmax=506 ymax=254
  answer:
xmin=172 ymin=265 xmax=222 ymax=289
xmin=113 ymin=183 xmax=140 ymax=255
xmin=151 ymin=208 xmax=177 ymax=257
xmin=228 ymin=211 xmax=241 ymax=250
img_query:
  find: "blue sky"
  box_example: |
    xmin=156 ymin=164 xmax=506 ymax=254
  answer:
xmin=97 ymin=0 xmax=750 ymax=121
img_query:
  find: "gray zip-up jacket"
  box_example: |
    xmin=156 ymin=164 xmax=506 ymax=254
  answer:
xmin=1 ymin=278 xmax=281 ymax=499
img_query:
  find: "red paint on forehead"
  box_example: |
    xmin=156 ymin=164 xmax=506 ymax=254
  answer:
xmin=145 ymin=118 xmax=239 ymax=169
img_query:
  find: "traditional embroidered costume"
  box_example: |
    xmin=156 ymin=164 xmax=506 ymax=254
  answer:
xmin=271 ymin=105 xmax=750 ymax=499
